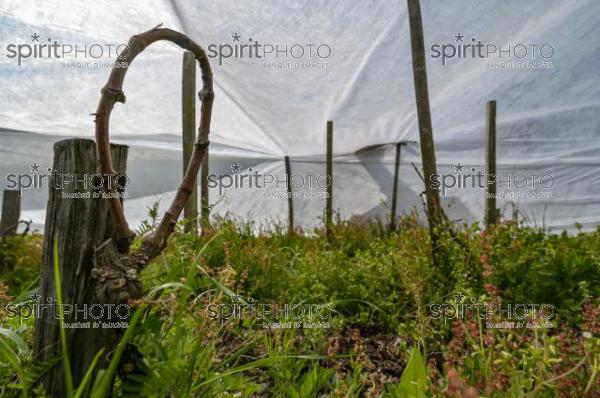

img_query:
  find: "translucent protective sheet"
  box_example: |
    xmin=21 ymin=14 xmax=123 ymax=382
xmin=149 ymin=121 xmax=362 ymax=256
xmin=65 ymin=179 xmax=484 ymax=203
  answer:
xmin=0 ymin=0 xmax=598 ymax=232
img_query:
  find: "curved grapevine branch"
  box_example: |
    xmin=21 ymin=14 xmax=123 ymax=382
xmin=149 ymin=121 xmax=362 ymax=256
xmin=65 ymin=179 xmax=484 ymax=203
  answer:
xmin=94 ymin=25 xmax=213 ymax=262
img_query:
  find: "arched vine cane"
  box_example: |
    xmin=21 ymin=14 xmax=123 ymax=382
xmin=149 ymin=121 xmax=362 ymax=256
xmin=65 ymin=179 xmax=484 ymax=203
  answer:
xmin=91 ymin=26 xmax=213 ymax=303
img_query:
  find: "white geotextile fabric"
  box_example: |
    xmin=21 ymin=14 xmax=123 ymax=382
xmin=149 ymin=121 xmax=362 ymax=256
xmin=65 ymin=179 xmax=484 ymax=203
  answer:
xmin=1 ymin=0 xmax=599 ymax=232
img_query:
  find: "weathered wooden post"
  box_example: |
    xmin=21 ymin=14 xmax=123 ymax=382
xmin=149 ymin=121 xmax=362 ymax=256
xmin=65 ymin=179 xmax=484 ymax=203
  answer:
xmin=200 ymin=146 xmax=210 ymax=234
xmin=34 ymin=138 xmax=128 ymax=397
xmin=326 ymin=121 xmax=333 ymax=236
xmin=389 ymin=143 xmax=403 ymax=230
xmin=485 ymin=100 xmax=499 ymax=228
xmin=182 ymin=51 xmax=198 ymax=234
xmin=284 ymin=155 xmax=294 ymax=234
xmin=406 ymin=0 xmax=443 ymax=259
xmin=0 ymin=189 xmax=21 ymax=237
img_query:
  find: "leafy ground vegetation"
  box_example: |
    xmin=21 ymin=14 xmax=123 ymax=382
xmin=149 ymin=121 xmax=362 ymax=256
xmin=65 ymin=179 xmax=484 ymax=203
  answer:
xmin=0 ymin=213 xmax=599 ymax=397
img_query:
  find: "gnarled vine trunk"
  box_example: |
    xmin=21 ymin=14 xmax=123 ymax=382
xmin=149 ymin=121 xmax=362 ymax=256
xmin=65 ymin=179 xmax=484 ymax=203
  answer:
xmin=34 ymin=26 xmax=214 ymax=397
xmin=91 ymin=25 xmax=214 ymax=304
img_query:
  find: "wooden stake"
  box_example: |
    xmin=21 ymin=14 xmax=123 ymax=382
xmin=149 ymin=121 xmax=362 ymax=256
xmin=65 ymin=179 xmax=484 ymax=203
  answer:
xmin=390 ymin=143 xmax=402 ymax=230
xmin=200 ymin=146 xmax=210 ymax=234
xmin=485 ymin=100 xmax=498 ymax=228
xmin=326 ymin=121 xmax=333 ymax=236
xmin=284 ymin=156 xmax=294 ymax=234
xmin=34 ymin=139 xmax=128 ymax=397
xmin=182 ymin=51 xmax=198 ymax=234
xmin=406 ymin=0 xmax=442 ymax=242
xmin=0 ymin=190 xmax=21 ymax=237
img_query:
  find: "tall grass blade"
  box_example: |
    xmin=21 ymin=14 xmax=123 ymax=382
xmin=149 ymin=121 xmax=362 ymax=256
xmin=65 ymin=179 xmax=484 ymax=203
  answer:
xmin=147 ymin=282 xmax=192 ymax=299
xmin=73 ymin=349 xmax=105 ymax=398
xmin=192 ymin=355 xmax=329 ymax=391
xmin=12 ymin=276 xmax=40 ymax=304
xmin=53 ymin=238 xmax=74 ymax=398
xmin=0 ymin=328 xmax=30 ymax=354
xmin=91 ymin=307 xmax=144 ymax=398
xmin=0 ymin=336 xmax=20 ymax=370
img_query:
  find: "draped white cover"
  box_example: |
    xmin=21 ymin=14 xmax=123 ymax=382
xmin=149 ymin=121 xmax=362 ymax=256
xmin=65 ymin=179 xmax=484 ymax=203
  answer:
xmin=0 ymin=0 xmax=598 ymax=232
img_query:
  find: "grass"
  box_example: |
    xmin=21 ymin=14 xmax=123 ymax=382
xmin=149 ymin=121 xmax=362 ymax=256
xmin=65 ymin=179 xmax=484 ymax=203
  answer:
xmin=53 ymin=238 xmax=73 ymax=397
xmin=0 ymin=214 xmax=599 ymax=397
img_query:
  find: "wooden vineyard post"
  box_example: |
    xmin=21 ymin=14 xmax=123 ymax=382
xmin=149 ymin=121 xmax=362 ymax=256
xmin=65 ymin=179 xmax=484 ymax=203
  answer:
xmin=326 ymin=121 xmax=333 ymax=236
xmin=0 ymin=189 xmax=21 ymax=237
xmin=284 ymin=155 xmax=294 ymax=234
xmin=485 ymin=100 xmax=499 ymax=228
xmin=390 ymin=143 xmax=403 ymax=231
xmin=406 ymin=0 xmax=443 ymax=261
xmin=34 ymin=139 xmax=128 ymax=397
xmin=182 ymin=51 xmax=198 ymax=234
xmin=200 ymin=146 xmax=210 ymax=234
